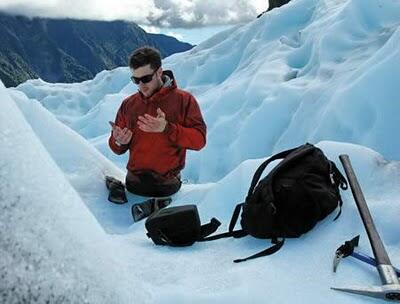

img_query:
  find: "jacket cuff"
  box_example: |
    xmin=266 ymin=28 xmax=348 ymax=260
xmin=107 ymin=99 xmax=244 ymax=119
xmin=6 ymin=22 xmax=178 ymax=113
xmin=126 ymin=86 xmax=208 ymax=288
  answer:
xmin=109 ymin=135 xmax=129 ymax=154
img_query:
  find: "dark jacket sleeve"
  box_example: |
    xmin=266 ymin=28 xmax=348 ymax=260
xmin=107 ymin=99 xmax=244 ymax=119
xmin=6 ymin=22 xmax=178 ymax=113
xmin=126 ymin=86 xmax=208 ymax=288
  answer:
xmin=108 ymin=99 xmax=132 ymax=155
xmin=165 ymin=94 xmax=206 ymax=150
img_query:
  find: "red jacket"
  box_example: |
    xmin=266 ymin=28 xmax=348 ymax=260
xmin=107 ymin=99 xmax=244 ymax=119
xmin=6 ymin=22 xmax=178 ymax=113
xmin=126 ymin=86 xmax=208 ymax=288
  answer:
xmin=109 ymin=70 xmax=206 ymax=179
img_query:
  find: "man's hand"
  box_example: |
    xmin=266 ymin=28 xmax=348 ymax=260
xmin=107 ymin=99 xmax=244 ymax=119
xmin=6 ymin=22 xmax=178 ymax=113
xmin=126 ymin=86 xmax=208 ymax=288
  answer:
xmin=110 ymin=121 xmax=133 ymax=145
xmin=137 ymin=108 xmax=168 ymax=133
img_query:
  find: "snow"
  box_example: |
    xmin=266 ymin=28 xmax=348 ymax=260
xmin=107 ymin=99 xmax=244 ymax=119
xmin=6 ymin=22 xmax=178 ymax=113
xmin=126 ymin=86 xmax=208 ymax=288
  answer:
xmin=2 ymin=0 xmax=400 ymax=302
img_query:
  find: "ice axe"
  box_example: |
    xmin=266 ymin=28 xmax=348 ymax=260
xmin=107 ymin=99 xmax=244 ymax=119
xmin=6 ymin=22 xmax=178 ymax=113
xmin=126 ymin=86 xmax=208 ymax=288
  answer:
xmin=331 ymin=155 xmax=400 ymax=301
xmin=333 ymin=235 xmax=400 ymax=277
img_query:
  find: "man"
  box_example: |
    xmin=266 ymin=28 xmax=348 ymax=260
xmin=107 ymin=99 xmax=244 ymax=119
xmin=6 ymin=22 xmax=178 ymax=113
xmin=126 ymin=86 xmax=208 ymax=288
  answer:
xmin=108 ymin=46 xmax=206 ymax=204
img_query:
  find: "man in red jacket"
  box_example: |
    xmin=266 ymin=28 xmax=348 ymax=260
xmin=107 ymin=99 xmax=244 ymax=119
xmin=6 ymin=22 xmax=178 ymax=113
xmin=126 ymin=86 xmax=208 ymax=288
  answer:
xmin=108 ymin=46 xmax=206 ymax=201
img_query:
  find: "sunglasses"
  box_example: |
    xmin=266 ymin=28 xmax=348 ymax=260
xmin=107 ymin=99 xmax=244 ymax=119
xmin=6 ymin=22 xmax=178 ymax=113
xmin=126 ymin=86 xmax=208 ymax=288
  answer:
xmin=131 ymin=69 xmax=158 ymax=84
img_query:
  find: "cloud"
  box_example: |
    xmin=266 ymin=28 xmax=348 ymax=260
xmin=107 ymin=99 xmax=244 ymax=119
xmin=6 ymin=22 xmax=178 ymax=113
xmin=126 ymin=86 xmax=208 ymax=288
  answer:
xmin=0 ymin=0 xmax=267 ymax=28
xmin=165 ymin=31 xmax=184 ymax=41
xmin=0 ymin=0 xmax=161 ymax=24
xmin=140 ymin=25 xmax=162 ymax=34
xmin=149 ymin=0 xmax=263 ymax=28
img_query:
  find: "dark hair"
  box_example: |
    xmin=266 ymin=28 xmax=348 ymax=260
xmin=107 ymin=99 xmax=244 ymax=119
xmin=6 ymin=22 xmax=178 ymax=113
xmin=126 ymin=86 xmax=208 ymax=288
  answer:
xmin=129 ymin=46 xmax=162 ymax=70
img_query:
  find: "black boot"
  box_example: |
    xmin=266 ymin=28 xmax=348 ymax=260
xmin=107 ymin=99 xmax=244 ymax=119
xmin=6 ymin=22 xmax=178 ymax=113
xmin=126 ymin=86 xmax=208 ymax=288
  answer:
xmin=131 ymin=197 xmax=172 ymax=222
xmin=105 ymin=176 xmax=128 ymax=204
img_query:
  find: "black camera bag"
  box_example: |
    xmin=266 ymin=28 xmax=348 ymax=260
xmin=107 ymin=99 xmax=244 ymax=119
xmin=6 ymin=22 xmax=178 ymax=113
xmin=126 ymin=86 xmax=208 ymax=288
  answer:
xmin=145 ymin=205 xmax=221 ymax=247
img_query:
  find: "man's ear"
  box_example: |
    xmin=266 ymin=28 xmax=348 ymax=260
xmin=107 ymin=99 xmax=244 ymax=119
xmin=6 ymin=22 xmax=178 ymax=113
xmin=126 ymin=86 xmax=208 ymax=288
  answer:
xmin=157 ymin=67 xmax=163 ymax=77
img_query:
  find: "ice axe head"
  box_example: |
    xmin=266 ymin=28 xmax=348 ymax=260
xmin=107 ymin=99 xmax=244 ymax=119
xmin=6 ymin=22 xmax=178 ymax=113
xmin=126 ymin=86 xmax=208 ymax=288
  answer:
xmin=332 ymin=284 xmax=400 ymax=302
xmin=333 ymin=235 xmax=360 ymax=272
xmin=332 ymin=265 xmax=400 ymax=302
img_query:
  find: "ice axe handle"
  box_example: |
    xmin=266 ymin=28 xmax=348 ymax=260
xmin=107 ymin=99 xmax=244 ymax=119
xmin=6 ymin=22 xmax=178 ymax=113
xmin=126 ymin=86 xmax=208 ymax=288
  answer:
xmin=339 ymin=155 xmax=391 ymax=266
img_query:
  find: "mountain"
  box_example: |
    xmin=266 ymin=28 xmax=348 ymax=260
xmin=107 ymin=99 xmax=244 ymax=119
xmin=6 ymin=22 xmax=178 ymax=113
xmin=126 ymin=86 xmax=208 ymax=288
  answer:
xmin=0 ymin=13 xmax=193 ymax=87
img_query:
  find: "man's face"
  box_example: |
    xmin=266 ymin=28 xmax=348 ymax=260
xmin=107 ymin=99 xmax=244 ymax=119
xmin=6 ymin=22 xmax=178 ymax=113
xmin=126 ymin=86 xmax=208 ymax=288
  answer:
xmin=131 ymin=64 xmax=163 ymax=97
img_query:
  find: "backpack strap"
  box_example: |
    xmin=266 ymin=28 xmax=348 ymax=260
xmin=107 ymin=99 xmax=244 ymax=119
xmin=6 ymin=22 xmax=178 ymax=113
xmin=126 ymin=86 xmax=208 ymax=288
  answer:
xmin=229 ymin=202 xmax=244 ymax=232
xmin=200 ymin=203 xmax=285 ymax=263
xmin=233 ymin=238 xmax=285 ymax=263
xmin=199 ymin=203 xmax=248 ymax=241
xmin=246 ymin=147 xmax=299 ymax=200
xmin=331 ymin=161 xmax=348 ymax=190
xmin=330 ymin=161 xmax=348 ymax=221
xmin=246 ymin=143 xmax=315 ymax=204
xmin=199 ymin=229 xmax=248 ymax=241
xmin=199 ymin=218 xmax=222 ymax=239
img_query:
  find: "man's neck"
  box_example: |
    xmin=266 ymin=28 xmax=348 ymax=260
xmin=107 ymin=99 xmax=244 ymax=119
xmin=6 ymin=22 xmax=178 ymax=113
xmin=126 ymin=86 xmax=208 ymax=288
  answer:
xmin=142 ymin=78 xmax=164 ymax=98
xmin=152 ymin=79 xmax=164 ymax=95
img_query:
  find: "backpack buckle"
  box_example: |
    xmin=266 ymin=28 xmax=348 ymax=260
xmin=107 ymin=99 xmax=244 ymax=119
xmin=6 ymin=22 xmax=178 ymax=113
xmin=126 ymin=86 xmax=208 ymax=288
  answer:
xmin=330 ymin=173 xmax=336 ymax=185
xmin=269 ymin=202 xmax=277 ymax=215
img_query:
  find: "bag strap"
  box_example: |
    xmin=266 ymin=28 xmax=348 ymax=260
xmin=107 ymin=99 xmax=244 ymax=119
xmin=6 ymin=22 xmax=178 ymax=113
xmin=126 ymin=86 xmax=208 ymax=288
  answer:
xmin=246 ymin=147 xmax=298 ymax=200
xmin=330 ymin=161 xmax=348 ymax=221
xmin=229 ymin=202 xmax=244 ymax=232
xmin=200 ymin=203 xmax=248 ymax=241
xmin=199 ymin=218 xmax=222 ymax=239
xmin=155 ymin=217 xmax=222 ymax=247
xmin=200 ymin=203 xmax=285 ymax=263
xmin=331 ymin=161 xmax=348 ymax=190
xmin=199 ymin=229 xmax=248 ymax=241
xmin=233 ymin=238 xmax=285 ymax=263
xmin=247 ymin=144 xmax=317 ymax=206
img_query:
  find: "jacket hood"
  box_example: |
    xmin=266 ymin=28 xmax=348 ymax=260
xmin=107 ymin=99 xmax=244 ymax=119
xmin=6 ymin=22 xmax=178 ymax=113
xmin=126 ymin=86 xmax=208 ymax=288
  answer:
xmin=162 ymin=70 xmax=176 ymax=88
xmin=138 ymin=70 xmax=177 ymax=101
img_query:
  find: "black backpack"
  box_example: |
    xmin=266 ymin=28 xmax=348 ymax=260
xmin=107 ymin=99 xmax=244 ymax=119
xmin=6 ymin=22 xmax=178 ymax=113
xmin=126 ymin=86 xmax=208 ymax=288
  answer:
xmin=203 ymin=143 xmax=348 ymax=262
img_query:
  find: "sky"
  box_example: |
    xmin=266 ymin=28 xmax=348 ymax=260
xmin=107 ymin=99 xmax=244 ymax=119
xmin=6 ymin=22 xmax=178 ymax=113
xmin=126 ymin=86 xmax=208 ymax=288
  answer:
xmin=147 ymin=25 xmax=235 ymax=45
xmin=2 ymin=0 xmax=400 ymax=302
xmin=0 ymin=0 xmax=267 ymax=44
